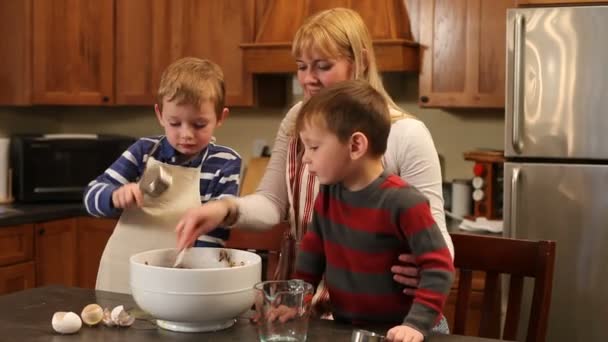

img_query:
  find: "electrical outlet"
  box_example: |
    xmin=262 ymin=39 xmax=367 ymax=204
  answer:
xmin=252 ymin=139 xmax=267 ymax=157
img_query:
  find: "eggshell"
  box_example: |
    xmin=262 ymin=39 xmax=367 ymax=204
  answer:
xmin=102 ymin=307 xmax=115 ymax=327
xmin=52 ymin=311 xmax=82 ymax=334
xmin=110 ymin=305 xmax=135 ymax=327
xmin=81 ymin=303 xmax=103 ymax=326
xmin=110 ymin=305 xmax=124 ymax=323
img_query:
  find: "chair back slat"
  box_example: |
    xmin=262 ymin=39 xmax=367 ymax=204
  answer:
xmin=503 ymin=276 xmax=524 ymax=341
xmin=479 ymin=272 xmax=501 ymax=338
xmin=526 ymin=243 xmax=556 ymax=342
xmin=450 ymin=233 xmax=556 ymax=342
xmin=453 ymin=269 xmax=473 ymax=334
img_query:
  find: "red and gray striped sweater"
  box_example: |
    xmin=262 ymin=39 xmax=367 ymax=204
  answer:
xmin=294 ymin=171 xmax=454 ymax=334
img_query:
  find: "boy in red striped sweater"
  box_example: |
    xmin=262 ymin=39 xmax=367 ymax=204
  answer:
xmin=293 ymin=80 xmax=455 ymax=342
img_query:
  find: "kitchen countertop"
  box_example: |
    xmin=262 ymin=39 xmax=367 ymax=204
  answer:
xmin=0 ymin=202 xmax=500 ymax=238
xmin=0 ymin=286 xmax=508 ymax=342
xmin=0 ymin=202 xmax=87 ymax=227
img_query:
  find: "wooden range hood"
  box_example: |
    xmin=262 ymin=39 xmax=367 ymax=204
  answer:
xmin=241 ymin=0 xmax=419 ymax=74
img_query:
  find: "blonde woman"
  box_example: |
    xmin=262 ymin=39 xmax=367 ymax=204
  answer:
xmin=176 ymin=7 xmax=453 ymax=331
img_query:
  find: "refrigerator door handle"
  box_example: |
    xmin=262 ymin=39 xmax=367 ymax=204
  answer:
xmin=510 ymin=167 xmax=521 ymax=237
xmin=512 ymin=14 xmax=525 ymax=153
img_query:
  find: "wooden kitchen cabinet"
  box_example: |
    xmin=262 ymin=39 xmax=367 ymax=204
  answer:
xmin=115 ymin=0 xmax=255 ymax=106
xmin=0 ymin=224 xmax=34 ymax=266
xmin=2 ymin=0 xmax=257 ymax=106
xmin=0 ymin=262 xmax=36 ymax=295
xmin=418 ymin=0 xmax=517 ymax=108
xmin=32 ymin=0 xmax=114 ymax=105
xmin=34 ymin=219 xmax=77 ymax=287
xmin=0 ymin=224 xmax=35 ymax=295
xmin=75 ymin=217 xmax=116 ymax=289
xmin=0 ymin=0 xmax=32 ymax=105
xmin=518 ymin=0 xmax=608 ymax=4
xmin=0 ymin=217 xmax=115 ymax=292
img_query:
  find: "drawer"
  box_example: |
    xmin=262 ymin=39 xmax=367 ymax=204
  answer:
xmin=0 ymin=261 xmax=36 ymax=295
xmin=0 ymin=224 xmax=34 ymax=266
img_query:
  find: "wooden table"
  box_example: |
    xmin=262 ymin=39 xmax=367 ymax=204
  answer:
xmin=0 ymin=286 xmax=507 ymax=341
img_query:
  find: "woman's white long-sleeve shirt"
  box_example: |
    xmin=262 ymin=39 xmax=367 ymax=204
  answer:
xmin=235 ymin=102 xmax=454 ymax=257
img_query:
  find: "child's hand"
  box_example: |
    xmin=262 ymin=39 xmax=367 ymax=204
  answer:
xmin=175 ymin=200 xmax=231 ymax=250
xmin=251 ymin=304 xmax=298 ymax=324
xmin=112 ymin=183 xmax=144 ymax=209
xmin=386 ymin=325 xmax=424 ymax=342
xmin=265 ymin=304 xmax=298 ymax=323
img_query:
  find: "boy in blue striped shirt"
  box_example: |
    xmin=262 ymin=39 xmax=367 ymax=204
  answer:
xmin=85 ymin=57 xmax=241 ymax=293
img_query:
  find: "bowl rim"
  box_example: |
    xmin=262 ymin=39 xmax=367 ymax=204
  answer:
xmin=130 ymin=285 xmax=255 ymax=296
xmin=129 ymin=247 xmax=262 ymax=272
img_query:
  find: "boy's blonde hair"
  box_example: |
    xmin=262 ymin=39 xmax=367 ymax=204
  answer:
xmin=157 ymin=57 xmax=225 ymax=119
xmin=296 ymin=80 xmax=391 ymax=157
xmin=292 ymin=8 xmax=409 ymax=121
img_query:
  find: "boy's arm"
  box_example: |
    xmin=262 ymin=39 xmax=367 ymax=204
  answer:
xmin=397 ymin=191 xmax=455 ymax=334
xmin=207 ymin=153 xmax=242 ymax=201
xmin=83 ymin=139 xmax=147 ymax=217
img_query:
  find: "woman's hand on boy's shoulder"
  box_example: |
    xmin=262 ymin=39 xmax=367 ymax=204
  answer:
xmin=391 ymin=253 xmax=419 ymax=295
xmin=112 ymin=183 xmax=144 ymax=209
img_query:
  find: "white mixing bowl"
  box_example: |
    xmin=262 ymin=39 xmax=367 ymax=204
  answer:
xmin=130 ymin=247 xmax=261 ymax=332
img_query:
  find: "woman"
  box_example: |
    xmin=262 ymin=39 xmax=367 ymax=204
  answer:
xmin=177 ymin=7 xmax=453 ymax=297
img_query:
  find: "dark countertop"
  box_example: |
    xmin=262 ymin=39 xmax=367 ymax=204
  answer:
xmin=0 ymin=203 xmax=500 ymax=238
xmin=0 ymin=286 xmax=507 ymax=342
xmin=0 ymin=202 xmax=87 ymax=227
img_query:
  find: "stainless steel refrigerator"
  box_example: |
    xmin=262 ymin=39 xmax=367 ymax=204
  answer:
xmin=505 ymin=5 xmax=608 ymax=342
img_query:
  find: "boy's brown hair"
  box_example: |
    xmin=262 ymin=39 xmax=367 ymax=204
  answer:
xmin=157 ymin=57 xmax=225 ymax=119
xmin=296 ymin=80 xmax=391 ymax=157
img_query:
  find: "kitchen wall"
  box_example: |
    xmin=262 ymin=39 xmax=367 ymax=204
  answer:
xmin=0 ymin=74 xmax=504 ymax=181
xmin=0 ymin=107 xmax=62 ymax=134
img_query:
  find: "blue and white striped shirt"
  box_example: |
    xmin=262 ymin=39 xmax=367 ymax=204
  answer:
xmin=83 ymin=136 xmax=241 ymax=245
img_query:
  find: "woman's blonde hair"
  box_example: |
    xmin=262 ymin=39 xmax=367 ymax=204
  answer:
xmin=292 ymin=8 xmax=410 ymax=121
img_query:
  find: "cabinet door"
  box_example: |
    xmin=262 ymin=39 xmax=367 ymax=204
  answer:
xmin=0 ymin=224 xmax=34 ymax=266
xmin=0 ymin=0 xmax=32 ymax=105
xmin=35 ymin=219 xmax=77 ymax=287
xmin=115 ymin=0 xmax=255 ymax=106
xmin=0 ymin=262 xmax=35 ymax=295
xmin=32 ymin=0 xmax=114 ymax=105
xmin=518 ymin=0 xmax=608 ymax=4
xmin=418 ymin=0 xmax=516 ymax=108
xmin=76 ymin=217 xmax=116 ymax=289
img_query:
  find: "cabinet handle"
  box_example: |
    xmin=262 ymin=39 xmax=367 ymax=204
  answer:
xmin=420 ymin=96 xmax=429 ymax=103
xmin=102 ymin=96 xmax=110 ymax=103
xmin=38 ymin=228 xmax=45 ymax=236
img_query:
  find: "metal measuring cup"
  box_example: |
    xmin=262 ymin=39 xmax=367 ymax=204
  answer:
xmin=139 ymin=164 xmax=172 ymax=197
xmin=351 ymin=329 xmax=387 ymax=342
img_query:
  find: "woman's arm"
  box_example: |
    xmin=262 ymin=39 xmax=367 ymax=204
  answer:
xmin=385 ymin=118 xmax=454 ymax=258
xmin=176 ymin=104 xmax=303 ymax=249
xmin=234 ymin=102 xmax=303 ymax=230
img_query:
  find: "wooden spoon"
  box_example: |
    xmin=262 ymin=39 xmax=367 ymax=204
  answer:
xmin=172 ymin=249 xmax=187 ymax=268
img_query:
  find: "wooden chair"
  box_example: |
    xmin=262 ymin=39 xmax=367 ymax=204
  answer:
xmin=225 ymin=157 xmax=287 ymax=280
xmin=226 ymin=222 xmax=287 ymax=280
xmin=448 ymin=233 xmax=556 ymax=342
